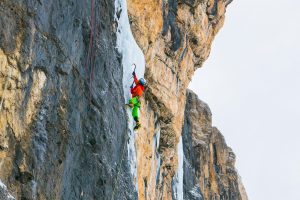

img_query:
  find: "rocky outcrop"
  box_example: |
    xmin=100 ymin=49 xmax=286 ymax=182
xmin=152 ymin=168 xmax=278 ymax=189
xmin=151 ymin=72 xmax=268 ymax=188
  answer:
xmin=0 ymin=0 xmax=135 ymax=199
xmin=182 ymin=90 xmax=248 ymax=200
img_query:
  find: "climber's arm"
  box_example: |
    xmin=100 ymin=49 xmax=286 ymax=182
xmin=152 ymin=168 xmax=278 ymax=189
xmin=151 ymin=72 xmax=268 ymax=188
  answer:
xmin=130 ymin=87 xmax=134 ymax=94
xmin=133 ymin=73 xmax=139 ymax=85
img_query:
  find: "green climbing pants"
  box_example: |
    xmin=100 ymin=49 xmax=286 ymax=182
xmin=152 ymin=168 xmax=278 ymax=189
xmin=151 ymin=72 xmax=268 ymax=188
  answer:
xmin=129 ymin=96 xmax=141 ymax=122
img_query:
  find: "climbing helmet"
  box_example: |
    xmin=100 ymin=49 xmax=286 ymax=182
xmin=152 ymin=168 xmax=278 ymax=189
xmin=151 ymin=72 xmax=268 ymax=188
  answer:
xmin=139 ymin=78 xmax=146 ymax=86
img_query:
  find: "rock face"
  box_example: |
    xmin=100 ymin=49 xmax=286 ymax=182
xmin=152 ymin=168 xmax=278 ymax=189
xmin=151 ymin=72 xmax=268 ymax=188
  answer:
xmin=0 ymin=180 xmax=15 ymax=200
xmin=0 ymin=0 xmax=135 ymax=199
xmin=0 ymin=0 xmax=247 ymax=200
xmin=127 ymin=0 xmax=236 ymax=199
xmin=182 ymin=90 xmax=248 ymax=200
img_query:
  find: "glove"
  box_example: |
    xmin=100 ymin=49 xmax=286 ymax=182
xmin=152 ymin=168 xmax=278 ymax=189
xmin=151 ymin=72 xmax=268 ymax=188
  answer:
xmin=130 ymin=83 xmax=134 ymax=89
xmin=132 ymin=71 xmax=136 ymax=76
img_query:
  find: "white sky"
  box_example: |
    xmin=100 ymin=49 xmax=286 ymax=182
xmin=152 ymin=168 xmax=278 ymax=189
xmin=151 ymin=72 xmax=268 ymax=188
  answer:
xmin=189 ymin=1 xmax=300 ymax=200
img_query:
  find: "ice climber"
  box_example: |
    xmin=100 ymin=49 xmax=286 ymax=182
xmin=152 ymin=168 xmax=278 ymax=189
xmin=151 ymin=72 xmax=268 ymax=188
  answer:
xmin=126 ymin=70 xmax=146 ymax=130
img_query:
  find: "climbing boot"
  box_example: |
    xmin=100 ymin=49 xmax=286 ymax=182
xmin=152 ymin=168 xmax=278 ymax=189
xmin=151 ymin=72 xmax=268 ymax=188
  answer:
xmin=134 ymin=122 xmax=141 ymax=130
xmin=125 ymin=103 xmax=134 ymax=108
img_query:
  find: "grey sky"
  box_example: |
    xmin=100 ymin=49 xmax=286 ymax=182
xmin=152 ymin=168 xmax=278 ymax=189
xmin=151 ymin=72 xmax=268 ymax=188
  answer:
xmin=189 ymin=1 xmax=300 ymax=200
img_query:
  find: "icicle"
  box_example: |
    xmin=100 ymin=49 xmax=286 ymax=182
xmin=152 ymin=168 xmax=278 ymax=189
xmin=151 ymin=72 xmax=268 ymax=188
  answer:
xmin=172 ymin=136 xmax=184 ymax=200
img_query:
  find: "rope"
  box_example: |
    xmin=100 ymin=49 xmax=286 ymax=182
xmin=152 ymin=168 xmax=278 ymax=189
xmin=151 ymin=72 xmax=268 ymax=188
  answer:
xmin=89 ymin=0 xmax=95 ymax=101
xmin=83 ymin=0 xmax=93 ymax=78
xmin=89 ymin=19 xmax=101 ymax=97
xmin=83 ymin=0 xmax=96 ymax=102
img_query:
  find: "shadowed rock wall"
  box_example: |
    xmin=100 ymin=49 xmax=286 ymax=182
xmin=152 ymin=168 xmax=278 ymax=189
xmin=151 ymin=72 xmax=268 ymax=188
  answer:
xmin=0 ymin=0 xmax=135 ymax=199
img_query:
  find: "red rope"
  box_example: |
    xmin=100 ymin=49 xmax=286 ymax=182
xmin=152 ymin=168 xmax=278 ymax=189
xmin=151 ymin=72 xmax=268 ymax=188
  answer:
xmin=83 ymin=0 xmax=95 ymax=102
xmin=90 ymin=23 xmax=100 ymax=96
xmin=83 ymin=0 xmax=93 ymax=78
xmin=89 ymin=0 xmax=95 ymax=101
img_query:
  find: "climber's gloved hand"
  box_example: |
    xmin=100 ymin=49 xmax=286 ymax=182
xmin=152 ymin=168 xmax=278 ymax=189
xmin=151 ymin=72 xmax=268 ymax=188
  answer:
xmin=130 ymin=84 xmax=134 ymax=89
xmin=132 ymin=71 xmax=136 ymax=76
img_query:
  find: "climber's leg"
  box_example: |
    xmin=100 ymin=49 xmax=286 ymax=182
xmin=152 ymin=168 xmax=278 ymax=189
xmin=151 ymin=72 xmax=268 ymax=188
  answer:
xmin=131 ymin=97 xmax=141 ymax=130
xmin=134 ymin=122 xmax=141 ymax=130
xmin=132 ymin=106 xmax=141 ymax=130
xmin=132 ymin=105 xmax=139 ymax=122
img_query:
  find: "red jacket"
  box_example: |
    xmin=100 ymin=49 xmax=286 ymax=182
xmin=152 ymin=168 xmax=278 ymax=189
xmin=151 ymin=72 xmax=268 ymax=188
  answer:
xmin=131 ymin=74 xmax=144 ymax=97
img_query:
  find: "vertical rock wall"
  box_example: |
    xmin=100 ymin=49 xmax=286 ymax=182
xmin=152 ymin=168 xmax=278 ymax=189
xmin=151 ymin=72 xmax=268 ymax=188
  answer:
xmin=0 ymin=0 xmax=135 ymax=199
xmin=127 ymin=0 xmax=237 ymax=199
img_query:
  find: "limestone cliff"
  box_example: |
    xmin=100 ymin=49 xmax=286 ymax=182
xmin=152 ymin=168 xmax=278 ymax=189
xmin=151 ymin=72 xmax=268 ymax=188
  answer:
xmin=127 ymin=0 xmax=239 ymax=199
xmin=0 ymin=0 xmax=247 ymax=200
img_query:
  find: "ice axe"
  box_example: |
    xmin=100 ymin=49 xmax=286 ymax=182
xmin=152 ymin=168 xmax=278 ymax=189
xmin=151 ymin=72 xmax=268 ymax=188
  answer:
xmin=132 ymin=63 xmax=136 ymax=72
xmin=130 ymin=64 xmax=136 ymax=88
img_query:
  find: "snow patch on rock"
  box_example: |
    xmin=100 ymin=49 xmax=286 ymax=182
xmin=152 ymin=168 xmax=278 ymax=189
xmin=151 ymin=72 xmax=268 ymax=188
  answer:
xmin=0 ymin=180 xmax=15 ymax=200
